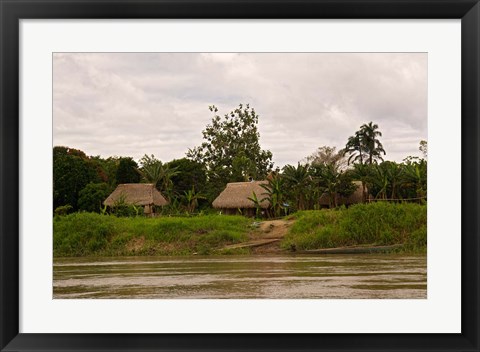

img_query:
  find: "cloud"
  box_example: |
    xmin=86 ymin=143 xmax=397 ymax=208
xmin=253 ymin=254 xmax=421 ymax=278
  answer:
xmin=53 ymin=53 xmax=427 ymax=166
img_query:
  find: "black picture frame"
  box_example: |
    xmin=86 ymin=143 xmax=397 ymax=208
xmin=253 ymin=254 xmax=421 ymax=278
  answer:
xmin=1 ymin=1 xmax=479 ymax=351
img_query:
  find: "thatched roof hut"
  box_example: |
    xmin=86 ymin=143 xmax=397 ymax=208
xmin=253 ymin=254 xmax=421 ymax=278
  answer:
xmin=104 ymin=184 xmax=168 ymax=208
xmin=319 ymin=181 xmax=365 ymax=207
xmin=212 ymin=181 xmax=270 ymax=210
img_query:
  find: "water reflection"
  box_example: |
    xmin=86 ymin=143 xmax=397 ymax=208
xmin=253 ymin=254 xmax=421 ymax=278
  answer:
xmin=53 ymin=254 xmax=427 ymax=299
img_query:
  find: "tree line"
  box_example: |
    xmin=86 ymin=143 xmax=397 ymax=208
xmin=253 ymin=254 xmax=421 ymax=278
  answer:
xmin=53 ymin=104 xmax=427 ymax=216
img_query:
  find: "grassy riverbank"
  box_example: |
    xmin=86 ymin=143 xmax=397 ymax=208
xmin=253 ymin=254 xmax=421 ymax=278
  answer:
xmin=53 ymin=202 xmax=427 ymax=257
xmin=54 ymin=213 xmax=252 ymax=257
xmin=282 ymin=202 xmax=427 ymax=253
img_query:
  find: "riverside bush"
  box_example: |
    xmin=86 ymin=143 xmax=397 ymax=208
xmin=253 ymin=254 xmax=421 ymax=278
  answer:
xmin=282 ymin=202 xmax=427 ymax=252
xmin=53 ymin=212 xmax=251 ymax=257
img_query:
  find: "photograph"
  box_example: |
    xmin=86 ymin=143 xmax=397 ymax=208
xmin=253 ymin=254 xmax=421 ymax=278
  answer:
xmin=2 ymin=0 xmax=478 ymax=348
xmin=52 ymin=52 xmax=428 ymax=299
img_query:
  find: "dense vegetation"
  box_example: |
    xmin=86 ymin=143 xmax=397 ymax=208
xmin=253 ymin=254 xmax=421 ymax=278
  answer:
xmin=187 ymin=104 xmax=274 ymax=200
xmin=53 ymin=203 xmax=426 ymax=257
xmin=282 ymin=202 xmax=427 ymax=253
xmin=54 ymin=213 xmax=252 ymax=257
xmin=53 ymin=104 xmax=427 ymax=218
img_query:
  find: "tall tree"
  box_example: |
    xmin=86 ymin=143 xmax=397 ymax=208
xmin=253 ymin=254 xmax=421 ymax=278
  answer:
xmin=419 ymin=140 xmax=428 ymax=160
xmin=344 ymin=122 xmax=386 ymax=165
xmin=116 ymin=157 xmax=140 ymax=184
xmin=90 ymin=155 xmax=120 ymax=188
xmin=360 ymin=122 xmax=386 ymax=164
xmin=344 ymin=132 xmax=366 ymax=165
xmin=53 ymin=146 xmax=99 ymax=211
xmin=187 ymin=104 xmax=273 ymax=197
xmin=78 ymin=182 xmax=111 ymax=213
xmin=167 ymin=158 xmax=207 ymax=197
xmin=304 ymin=146 xmax=348 ymax=170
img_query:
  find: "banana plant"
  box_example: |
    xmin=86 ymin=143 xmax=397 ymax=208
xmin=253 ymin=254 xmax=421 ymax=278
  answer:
xmin=247 ymin=191 xmax=263 ymax=219
xmin=183 ymin=186 xmax=206 ymax=214
xmin=260 ymin=176 xmax=285 ymax=218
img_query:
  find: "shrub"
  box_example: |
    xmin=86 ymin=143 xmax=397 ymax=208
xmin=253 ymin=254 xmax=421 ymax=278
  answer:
xmin=78 ymin=182 xmax=110 ymax=213
xmin=53 ymin=213 xmax=252 ymax=257
xmin=54 ymin=204 xmax=73 ymax=216
xmin=282 ymin=203 xmax=427 ymax=251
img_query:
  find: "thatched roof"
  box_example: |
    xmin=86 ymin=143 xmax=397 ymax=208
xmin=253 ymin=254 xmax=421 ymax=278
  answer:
xmin=212 ymin=181 xmax=270 ymax=209
xmin=319 ymin=181 xmax=365 ymax=206
xmin=104 ymin=184 xmax=168 ymax=207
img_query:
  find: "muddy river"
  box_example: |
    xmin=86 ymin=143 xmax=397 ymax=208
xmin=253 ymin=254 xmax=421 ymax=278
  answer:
xmin=53 ymin=254 xmax=426 ymax=299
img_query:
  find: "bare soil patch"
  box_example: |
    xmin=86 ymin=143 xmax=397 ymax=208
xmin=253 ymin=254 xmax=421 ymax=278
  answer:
xmin=217 ymin=219 xmax=294 ymax=253
xmin=254 ymin=219 xmax=295 ymax=239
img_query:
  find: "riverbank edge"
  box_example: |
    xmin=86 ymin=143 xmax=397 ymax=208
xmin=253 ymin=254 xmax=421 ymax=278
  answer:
xmin=53 ymin=203 xmax=427 ymax=257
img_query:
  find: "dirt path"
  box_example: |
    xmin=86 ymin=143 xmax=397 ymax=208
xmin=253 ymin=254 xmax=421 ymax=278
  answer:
xmin=217 ymin=219 xmax=294 ymax=253
xmin=255 ymin=219 xmax=295 ymax=239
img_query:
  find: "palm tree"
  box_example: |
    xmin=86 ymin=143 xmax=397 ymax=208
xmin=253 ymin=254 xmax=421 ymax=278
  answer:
xmin=344 ymin=122 xmax=386 ymax=165
xmin=360 ymin=122 xmax=386 ymax=164
xmin=344 ymin=132 xmax=366 ymax=165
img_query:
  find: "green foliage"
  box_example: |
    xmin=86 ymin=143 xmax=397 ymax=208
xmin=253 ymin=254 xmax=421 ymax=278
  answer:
xmin=53 ymin=146 xmax=100 ymax=211
xmin=419 ymin=140 xmax=428 ymax=159
xmin=402 ymin=158 xmax=427 ymax=200
xmin=138 ymin=154 xmax=180 ymax=200
xmin=187 ymin=104 xmax=273 ymax=199
xmin=167 ymin=158 xmax=207 ymax=197
xmin=78 ymin=182 xmax=111 ymax=213
xmin=110 ymin=194 xmax=139 ymax=217
xmin=116 ymin=157 xmax=140 ymax=184
xmin=53 ymin=212 xmax=116 ymax=256
xmin=346 ymin=158 xmax=427 ymax=201
xmin=53 ymin=213 xmax=252 ymax=257
xmin=183 ymin=186 xmax=207 ymax=214
xmin=282 ymin=163 xmax=311 ymax=211
xmin=339 ymin=202 xmax=426 ymax=245
xmin=309 ymin=163 xmax=355 ymax=208
xmin=282 ymin=203 xmax=427 ymax=251
xmin=89 ymin=155 xmax=119 ymax=187
xmin=54 ymin=204 xmax=73 ymax=216
xmin=344 ymin=121 xmax=386 ymax=165
xmin=260 ymin=175 xmax=286 ymax=218
xmin=137 ymin=154 xmax=164 ymax=188
xmin=247 ymin=191 xmax=262 ymax=219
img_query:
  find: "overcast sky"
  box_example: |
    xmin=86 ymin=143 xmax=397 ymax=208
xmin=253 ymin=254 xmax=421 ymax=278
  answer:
xmin=53 ymin=53 xmax=427 ymax=167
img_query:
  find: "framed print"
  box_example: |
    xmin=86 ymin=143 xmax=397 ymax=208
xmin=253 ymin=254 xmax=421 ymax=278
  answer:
xmin=1 ymin=0 xmax=479 ymax=351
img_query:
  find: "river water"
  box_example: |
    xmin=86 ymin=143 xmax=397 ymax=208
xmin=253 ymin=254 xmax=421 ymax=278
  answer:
xmin=53 ymin=254 xmax=426 ymax=299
